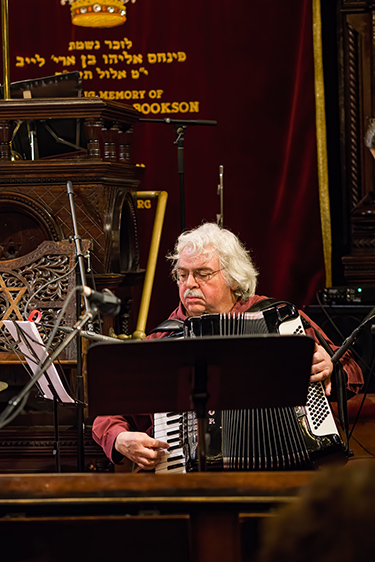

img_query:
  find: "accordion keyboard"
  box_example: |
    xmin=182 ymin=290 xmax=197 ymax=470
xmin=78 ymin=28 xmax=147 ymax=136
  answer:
xmin=154 ymin=412 xmax=186 ymax=473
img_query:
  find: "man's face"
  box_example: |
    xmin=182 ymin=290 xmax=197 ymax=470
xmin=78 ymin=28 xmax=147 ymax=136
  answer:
xmin=178 ymin=248 xmax=237 ymax=317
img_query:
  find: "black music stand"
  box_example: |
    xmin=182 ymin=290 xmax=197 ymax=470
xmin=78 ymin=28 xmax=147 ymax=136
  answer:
xmin=3 ymin=71 xmax=86 ymax=160
xmin=3 ymin=320 xmax=78 ymax=472
xmin=87 ymin=334 xmax=315 ymax=471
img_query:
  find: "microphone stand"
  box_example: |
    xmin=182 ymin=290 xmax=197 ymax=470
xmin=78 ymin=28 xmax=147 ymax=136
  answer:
xmin=329 ymin=308 xmax=375 ymax=451
xmin=67 ymin=180 xmax=91 ymax=313
xmin=331 ymin=309 xmax=375 ymax=365
xmin=66 ymin=180 xmax=91 ymax=472
xmin=139 ymin=118 xmax=217 ymax=232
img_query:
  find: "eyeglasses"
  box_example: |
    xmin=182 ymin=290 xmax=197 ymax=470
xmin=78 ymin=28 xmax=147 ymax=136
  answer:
xmin=174 ymin=268 xmax=223 ymax=284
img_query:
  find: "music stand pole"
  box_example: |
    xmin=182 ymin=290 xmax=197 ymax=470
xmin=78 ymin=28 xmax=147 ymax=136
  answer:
xmin=52 ymin=395 xmax=61 ymax=472
xmin=192 ymin=360 xmax=209 ymax=471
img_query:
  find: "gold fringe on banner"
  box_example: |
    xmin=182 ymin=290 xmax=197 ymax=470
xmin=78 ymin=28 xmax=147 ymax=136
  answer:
xmin=312 ymin=0 xmax=332 ymax=287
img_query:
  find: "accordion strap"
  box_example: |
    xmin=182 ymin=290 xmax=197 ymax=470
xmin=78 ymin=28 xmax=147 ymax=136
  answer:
xmin=148 ymin=318 xmax=185 ymax=337
xmin=245 ymin=297 xmax=286 ymax=313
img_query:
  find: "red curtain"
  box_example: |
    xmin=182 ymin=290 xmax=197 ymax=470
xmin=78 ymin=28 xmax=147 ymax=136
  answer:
xmin=4 ymin=0 xmax=325 ymax=331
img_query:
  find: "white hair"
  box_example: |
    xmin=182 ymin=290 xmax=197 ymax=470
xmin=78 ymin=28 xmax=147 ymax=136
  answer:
xmin=168 ymin=222 xmax=258 ymax=301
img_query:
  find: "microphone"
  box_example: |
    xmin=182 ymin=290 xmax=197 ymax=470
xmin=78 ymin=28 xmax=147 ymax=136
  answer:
xmin=81 ymin=287 xmax=121 ymax=317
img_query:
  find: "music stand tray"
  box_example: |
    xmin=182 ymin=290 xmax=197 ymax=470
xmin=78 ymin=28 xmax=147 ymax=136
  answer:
xmin=87 ymin=334 xmax=314 ymax=415
xmin=3 ymin=320 xmax=77 ymax=472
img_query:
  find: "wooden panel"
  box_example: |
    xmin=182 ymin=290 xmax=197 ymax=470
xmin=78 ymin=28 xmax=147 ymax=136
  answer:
xmin=0 ymin=99 xmax=146 ymax=473
xmin=0 ymin=471 xmax=315 ymax=562
xmin=339 ymin=2 xmax=375 ymax=281
xmin=0 ymin=239 xmax=88 ymax=361
xmin=0 ymin=516 xmax=191 ymax=562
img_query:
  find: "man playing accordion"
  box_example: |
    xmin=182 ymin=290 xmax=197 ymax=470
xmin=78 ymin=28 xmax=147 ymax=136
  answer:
xmin=93 ymin=223 xmax=363 ymax=471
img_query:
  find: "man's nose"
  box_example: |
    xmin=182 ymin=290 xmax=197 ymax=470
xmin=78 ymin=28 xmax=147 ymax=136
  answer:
xmin=186 ymin=272 xmax=198 ymax=287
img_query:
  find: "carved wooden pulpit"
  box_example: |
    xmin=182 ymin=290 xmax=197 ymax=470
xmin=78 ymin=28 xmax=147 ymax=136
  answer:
xmin=0 ymin=93 xmax=143 ymax=472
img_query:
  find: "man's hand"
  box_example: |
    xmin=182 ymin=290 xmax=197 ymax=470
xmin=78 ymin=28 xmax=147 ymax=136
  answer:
xmin=309 ymin=342 xmax=334 ymax=396
xmin=114 ymin=431 xmax=169 ymax=471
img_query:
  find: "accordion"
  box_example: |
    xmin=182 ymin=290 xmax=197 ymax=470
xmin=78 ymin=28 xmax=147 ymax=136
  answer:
xmin=154 ymin=302 xmax=347 ymax=472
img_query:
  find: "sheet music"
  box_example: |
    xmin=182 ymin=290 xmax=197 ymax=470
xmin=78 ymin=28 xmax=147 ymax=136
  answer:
xmin=3 ymin=320 xmax=75 ymax=404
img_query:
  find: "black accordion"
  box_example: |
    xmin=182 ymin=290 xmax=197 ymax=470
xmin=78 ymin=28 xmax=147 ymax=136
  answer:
xmin=154 ymin=302 xmax=347 ymax=472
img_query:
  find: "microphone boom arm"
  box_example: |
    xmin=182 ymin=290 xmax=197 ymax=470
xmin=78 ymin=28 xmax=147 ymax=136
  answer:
xmin=331 ymin=313 xmax=375 ymax=365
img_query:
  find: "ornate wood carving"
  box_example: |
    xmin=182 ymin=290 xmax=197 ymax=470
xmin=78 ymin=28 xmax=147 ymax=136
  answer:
xmin=0 ymin=99 xmax=144 ymax=326
xmin=0 ymin=239 xmax=90 ymax=361
xmin=0 ymin=99 xmax=143 ymax=472
xmin=339 ymin=2 xmax=375 ymax=282
xmin=0 ymin=162 xmax=141 ymax=277
xmin=0 ymin=191 xmax=62 ymax=260
xmin=0 ymin=426 xmax=111 ymax=473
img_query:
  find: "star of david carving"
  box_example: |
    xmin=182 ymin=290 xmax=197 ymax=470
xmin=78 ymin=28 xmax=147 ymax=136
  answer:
xmin=0 ymin=275 xmax=27 ymax=328
xmin=0 ymin=240 xmax=22 ymax=261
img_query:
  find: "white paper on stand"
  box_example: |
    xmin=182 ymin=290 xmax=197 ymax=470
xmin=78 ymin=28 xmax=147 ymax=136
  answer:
xmin=3 ymin=320 xmax=75 ymax=404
